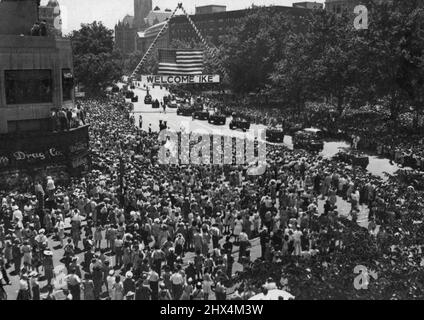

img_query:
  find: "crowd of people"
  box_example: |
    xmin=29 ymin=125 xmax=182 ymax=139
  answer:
xmin=1 ymin=88 xmax=423 ymax=300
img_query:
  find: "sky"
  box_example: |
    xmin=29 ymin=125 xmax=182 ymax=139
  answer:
xmin=40 ymin=0 xmax=325 ymax=34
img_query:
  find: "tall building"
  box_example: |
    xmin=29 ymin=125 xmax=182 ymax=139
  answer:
xmin=115 ymin=15 xmax=137 ymax=54
xmin=115 ymin=0 xmax=158 ymax=54
xmin=134 ymin=0 xmax=153 ymax=30
xmin=39 ymin=0 xmax=62 ymax=36
xmin=0 ymin=0 xmax=90 ymax=187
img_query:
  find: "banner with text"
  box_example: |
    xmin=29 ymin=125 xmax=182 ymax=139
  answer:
xmin=141 ymin=74 xmax=220 ymax=85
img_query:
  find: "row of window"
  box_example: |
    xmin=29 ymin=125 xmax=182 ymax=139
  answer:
xmin=4 ymin=69 xmax=73 ymax=105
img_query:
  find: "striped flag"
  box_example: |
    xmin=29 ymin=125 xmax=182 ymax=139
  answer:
xmin=158 ymin=49 xmax=204 ymax=75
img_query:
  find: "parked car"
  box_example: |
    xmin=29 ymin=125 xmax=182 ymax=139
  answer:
xmin=229 ymin=118 xmax=251 ymax=132
xmin=208 ymin=113 xmax=226 ymax=125
xmin=266 ymin=127 xmax=285 ymax=143
xmin=151 ymin=99 xmax=160 ymax=108
xmin=177 ymin=105 xmax=197 ymax=116
xmin=192 ymin=110 xmax=210 ymax=120
xmin=333 ymin=152 xmax=369 ymax=169
xmin=144 ymin=94 xmax=153 ymax=105
xmin=293 ymin=128 xmax=324 ymax=152
xmin=131 ymin=96 xmax=139 ymax=103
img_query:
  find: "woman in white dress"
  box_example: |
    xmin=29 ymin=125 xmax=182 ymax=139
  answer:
xmin=233 ymin=215 xmax=243 ymax=242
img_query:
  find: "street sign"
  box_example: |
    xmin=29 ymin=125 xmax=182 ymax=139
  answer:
xmin=140 ymin=74 xmax=220 ymax=85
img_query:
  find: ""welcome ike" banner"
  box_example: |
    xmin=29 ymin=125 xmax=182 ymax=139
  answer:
xmin=140 ymin=74 xmax=220 ymax=85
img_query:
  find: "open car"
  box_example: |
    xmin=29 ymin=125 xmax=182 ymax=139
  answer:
xmin=333 ymin=152 xmax=369 ymax=169
xmin=177 ymin=104 xmax=197 ymax=116
xmin=229 ymin=118 xmax=251 ymax=132
xmin=293 ymin=128 xmax=324 ymax=152
xmin=208 ymin=113 xmax=226 ymax=125
xmin=144 ymin=94 xmax=153 ymax=105
xmin=266 ymin=126 xmax=285 ymax=143
xmin=192 ymin=110 xmax=210 ymax=121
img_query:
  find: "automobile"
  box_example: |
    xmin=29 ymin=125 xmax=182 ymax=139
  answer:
xmin=167 ymin=100 xmax=178 ymax=108
xmin=266 ymin=127 xmax=285 ymax=143
xmin=177 ymin=105 xmax=197 ymax=116
xmin=229 ymin=118 xmax=251 ymax=132
xmin=152 ymin=99 xmax=160 ymax=109
xmin=334 ymin=152 xmax=369 ymax=169
xmin=144 ymin=94 xmax=153 ymax=105
xmin=131 ymin=96 xmax=139 ymax=103
xmin=293 ymin=128 xmax=324 ymax=152
xmin=208 ymin=113 xmax=226 ymax=125
xmin=192 ymin=110 xmax=210 ymax=121
xmin=125 ymin=91 xmax=135 ymax=99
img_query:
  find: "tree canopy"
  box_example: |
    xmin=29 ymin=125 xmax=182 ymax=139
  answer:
xmin=70 ymin=21 xmax=123 ymax=95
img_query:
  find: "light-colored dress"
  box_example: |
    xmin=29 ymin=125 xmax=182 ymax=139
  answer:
xmin=112 ymin=282 xmax=124 ymax=300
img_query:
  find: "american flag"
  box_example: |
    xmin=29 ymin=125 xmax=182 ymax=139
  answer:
xmin=158 ymin=49 xmax=204 ymax=75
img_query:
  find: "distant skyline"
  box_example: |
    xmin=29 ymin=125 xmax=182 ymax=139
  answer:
xmin=40 ymin=0 xmax=325 ymax=34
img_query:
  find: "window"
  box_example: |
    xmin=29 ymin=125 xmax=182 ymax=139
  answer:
xmin=5 ymin=70 xmax=53 ymax=105
xmin=62 ymin=69 xmax=74 ymax=101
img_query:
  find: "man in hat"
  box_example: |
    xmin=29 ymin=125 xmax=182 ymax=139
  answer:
xmin=123 ymin=271 xmax=136 ymax=296
xmin=43 ymin=250 xmax=54 ymax=286
xmin=135 ymin=273 xmax=151 ymax=300
xmin=66 ymin=268 xmax=82 ymax=300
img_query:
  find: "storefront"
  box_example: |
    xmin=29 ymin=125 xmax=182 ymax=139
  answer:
xmin=0 ymin=125 xmax=90 ymax=189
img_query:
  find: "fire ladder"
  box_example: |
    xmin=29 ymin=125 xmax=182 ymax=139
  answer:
xmin=129 ymin=2 xmax=227 ymax=82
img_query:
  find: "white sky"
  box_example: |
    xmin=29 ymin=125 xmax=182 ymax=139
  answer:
xmin=40 ymin=0 xmax=325 ymax=34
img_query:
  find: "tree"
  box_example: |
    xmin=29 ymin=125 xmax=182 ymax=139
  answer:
xmin=223 ymin=8 xmax=305 ymax=94
xmin=361 ymin=0 xmax=424 ymax=124
xmin=70 ymin=21 xmax=123 ymax=95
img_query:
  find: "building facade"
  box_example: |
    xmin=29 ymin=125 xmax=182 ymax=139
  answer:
xmin=195 ymin=5 xmax=227 ymax=15
xmin=39 ymin=0 xmax=62 ymax=36
xmin=169 ymin=6 xmax=309 ymax=45
xmin=293 ymin=2 xmax=324 ymax=9
xmin=115 ymin=15 xmax=137 ymax=54
xmin=0 ymin=0 xmax=90 ymax=187
xmin=115 ymin=0 xmax=154 ymax=54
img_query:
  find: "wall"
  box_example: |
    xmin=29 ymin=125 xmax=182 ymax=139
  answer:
xmin=0 ymin=0 xmax=38 ymax=35
xmin=0 ymin=35 xmax=74 ymax=134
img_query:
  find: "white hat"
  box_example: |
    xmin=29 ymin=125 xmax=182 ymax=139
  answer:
xmin=109 ymin=270 xmax=115 ymax=276
xmin=126 ymin=271 xmax=133 ymax=279
xmin=39 ymin=229 xmax=45 ymax=234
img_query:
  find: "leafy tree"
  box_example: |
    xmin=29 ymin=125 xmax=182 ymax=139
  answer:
xmin=360 ymin=0 xmax=424 ymax=123
xmin=70 ymin=21 xmax=123 ymax=94
xmin=223 ymin=8 xmax=306 ymax=94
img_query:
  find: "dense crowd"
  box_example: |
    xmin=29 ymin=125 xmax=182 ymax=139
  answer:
xmin=1 ymin=90 xmax=423 ymax=300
